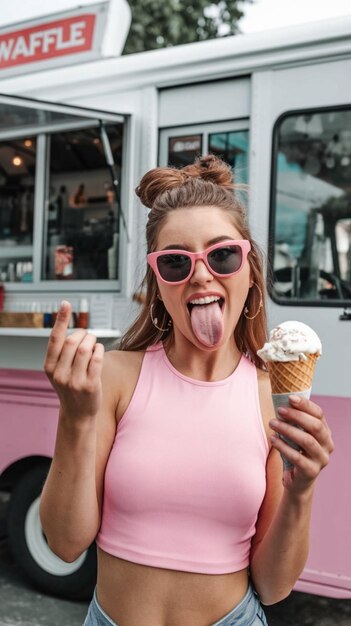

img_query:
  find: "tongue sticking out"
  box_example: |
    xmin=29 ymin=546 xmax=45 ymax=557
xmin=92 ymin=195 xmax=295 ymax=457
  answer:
xmin=190 ymin=301 xmax=224 ymax=347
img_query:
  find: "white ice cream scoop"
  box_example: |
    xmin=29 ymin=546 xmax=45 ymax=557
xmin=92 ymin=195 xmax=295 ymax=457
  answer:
xmin=257 ymin=320 xmax=322 ymax=362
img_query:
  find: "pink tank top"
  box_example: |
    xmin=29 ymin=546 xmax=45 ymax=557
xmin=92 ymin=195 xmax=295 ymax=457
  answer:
xmin=96 ymin=343 xmax=268 ymax=574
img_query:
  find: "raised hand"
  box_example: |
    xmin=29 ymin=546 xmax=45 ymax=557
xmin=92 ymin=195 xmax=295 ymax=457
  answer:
xmin=44 ymin=300 xmax=105 ymax=420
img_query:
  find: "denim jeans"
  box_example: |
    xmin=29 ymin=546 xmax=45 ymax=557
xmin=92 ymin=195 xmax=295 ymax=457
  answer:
xmin=83 ymin=585 xmax=268 ymax=626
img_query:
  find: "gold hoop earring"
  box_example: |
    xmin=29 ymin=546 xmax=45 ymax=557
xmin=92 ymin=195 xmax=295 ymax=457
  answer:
xmin=244 ymin=282 xmax=263 ymax=320
xmin=150 ymin=303 xmax=172 ymax=332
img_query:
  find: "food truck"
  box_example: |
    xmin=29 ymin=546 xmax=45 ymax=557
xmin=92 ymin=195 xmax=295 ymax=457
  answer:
xmin=0 ymin=0 xmax=350 ymax=600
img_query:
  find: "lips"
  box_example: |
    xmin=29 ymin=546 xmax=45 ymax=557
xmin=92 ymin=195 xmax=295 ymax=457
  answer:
xmin=186 ymin=293 xmax=225 ymax=314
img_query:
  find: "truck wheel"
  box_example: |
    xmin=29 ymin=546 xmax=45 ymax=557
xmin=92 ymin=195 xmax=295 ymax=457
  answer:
xmin=7 ymin=463 xmax=96 ymax=599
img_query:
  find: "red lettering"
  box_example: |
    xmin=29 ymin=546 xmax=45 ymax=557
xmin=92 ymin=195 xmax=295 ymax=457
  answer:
xmin=0 ymin=14 xmax=95 ymax=69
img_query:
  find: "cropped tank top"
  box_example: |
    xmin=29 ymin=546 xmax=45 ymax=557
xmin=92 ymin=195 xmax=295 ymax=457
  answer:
xmin=96 ymin=343 xmax=269 ymax=574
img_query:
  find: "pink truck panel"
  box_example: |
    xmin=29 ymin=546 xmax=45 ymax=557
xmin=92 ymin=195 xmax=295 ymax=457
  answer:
xmin=0 ymin=368 xmax=59 ymax=474
xmin=0 ymin=370 xmax=350 ymax=597
xmin=295 ymin=394 xmax=351 ymax=598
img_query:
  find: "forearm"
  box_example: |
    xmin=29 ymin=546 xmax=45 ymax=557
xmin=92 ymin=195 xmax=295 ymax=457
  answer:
xmin=250 ymin=487 xmax=314 ymax=605
xmin=40 ymin=411 xmax=100 ymax=561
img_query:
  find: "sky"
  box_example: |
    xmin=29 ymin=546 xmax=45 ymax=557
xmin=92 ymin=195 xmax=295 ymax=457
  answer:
xmin=0 ymin=0 xmax=350 ymax=32
xmin=238 ymin=0 xmax=351 ymax=33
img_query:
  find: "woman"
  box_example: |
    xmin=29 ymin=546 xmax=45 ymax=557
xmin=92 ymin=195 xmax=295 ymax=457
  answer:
xmin=40 ymin=155 xmax=334 ymax=626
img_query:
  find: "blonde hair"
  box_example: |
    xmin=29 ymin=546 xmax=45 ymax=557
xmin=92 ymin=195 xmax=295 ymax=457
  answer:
xmin=119 ymin=155 xmax=267 ymax=367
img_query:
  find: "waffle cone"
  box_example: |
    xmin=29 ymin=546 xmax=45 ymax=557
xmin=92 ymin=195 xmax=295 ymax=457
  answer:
xmin=267 ymin=354 xmax=318 ymax=394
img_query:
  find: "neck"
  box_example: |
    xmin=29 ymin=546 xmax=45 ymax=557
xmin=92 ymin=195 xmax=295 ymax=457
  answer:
xmin=163 ymin=333 xmax=242 ymax=382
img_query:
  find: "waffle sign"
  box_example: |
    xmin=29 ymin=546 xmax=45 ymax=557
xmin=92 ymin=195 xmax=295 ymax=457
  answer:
xmin=0 ymin=15 xmax=95 ymax=69
xmin=0 ymin=0 xmax=131 ymax=76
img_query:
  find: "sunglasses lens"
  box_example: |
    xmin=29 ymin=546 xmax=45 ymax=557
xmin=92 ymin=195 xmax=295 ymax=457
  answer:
xmin=208 ymin=245 xmax=243 ymax=275
xmin=157 ymin=253 xmax=192 ymax=282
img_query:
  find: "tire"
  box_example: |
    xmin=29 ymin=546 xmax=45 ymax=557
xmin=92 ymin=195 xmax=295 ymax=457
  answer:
xmin=7 ymin=463 xmax=96 ymax=599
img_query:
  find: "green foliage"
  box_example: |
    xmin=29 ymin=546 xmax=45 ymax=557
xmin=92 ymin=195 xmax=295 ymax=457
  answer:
xmin=123 ymin=0 xmax=253 ymax=55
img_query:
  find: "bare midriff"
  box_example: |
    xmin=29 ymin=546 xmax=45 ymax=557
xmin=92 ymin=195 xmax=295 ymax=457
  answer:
xmin=96 ymin=547 xmax=249 ymax=626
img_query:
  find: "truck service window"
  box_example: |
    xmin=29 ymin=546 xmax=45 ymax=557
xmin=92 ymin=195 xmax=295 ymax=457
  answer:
xmin=0 ymin=96 xmax=126 ymax=291
xmin=0 ymin=136 xmax=36 ymax=283
xmin=43 ymin=124 xmax=123 ymax=282
xmin=271 ymin=108 xmax=351 ymax=306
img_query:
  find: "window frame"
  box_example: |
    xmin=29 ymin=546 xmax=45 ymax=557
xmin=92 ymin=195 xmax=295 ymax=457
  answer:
xmin=269 ymin=104 xmax=351 ymax=309
xmin=158 ymin=119 xmax=250 ymax=168
xmin=0 ymin=93 xmax=128 ymax=293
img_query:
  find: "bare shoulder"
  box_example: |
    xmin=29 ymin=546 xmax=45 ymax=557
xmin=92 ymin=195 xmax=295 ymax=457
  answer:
xmin=101 ymin=348 xmax=144 ymax=394
xmin=256 ymin=365 xmax=271 ymax=386
xmin=256 ymin=366 xmax=273 ymax=398
xmin=256 ymin=366 xmax=275 ymax=445
xmin=102 ymin=348 xmax=144 ymax=373
xmin=102 ymin=348 xmax=145 ymax=422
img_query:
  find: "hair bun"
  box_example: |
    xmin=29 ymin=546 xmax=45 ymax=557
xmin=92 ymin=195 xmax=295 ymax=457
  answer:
xmin=135 ymin=167 xmax=187 ymax=209
xmin=183 ymin=154 xmax=234 ymax=190
xmin=135 ymin=155 xmax=234 ymax=208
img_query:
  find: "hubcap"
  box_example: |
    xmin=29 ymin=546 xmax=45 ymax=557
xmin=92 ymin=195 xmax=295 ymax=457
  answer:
xmin=25 ymin=497 xmax=87 ymax=576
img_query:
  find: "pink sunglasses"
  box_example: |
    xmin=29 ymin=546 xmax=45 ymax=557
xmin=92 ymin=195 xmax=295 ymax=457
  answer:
xmin=147 ymin=240 xmax=251 ymax=285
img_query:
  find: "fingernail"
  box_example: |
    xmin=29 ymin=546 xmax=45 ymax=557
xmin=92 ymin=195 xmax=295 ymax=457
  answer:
xmin=277 ymin=406 xmax=287 ymax=415
xmin=60 ymin=300 xmax=69 ymax=310
xmin=289 ymin=394 xmax=301 ymax=404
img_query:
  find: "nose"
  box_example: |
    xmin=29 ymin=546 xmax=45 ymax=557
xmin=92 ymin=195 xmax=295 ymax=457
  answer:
xmin=189 ymin=259 xmax=214 ymax=285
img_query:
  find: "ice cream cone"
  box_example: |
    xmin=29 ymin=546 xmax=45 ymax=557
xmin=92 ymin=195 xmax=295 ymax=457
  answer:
xmin=257 ymin=321 xmax=322 ymax=470
xmin=267 ymin=353 xmax=319 ymax=394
